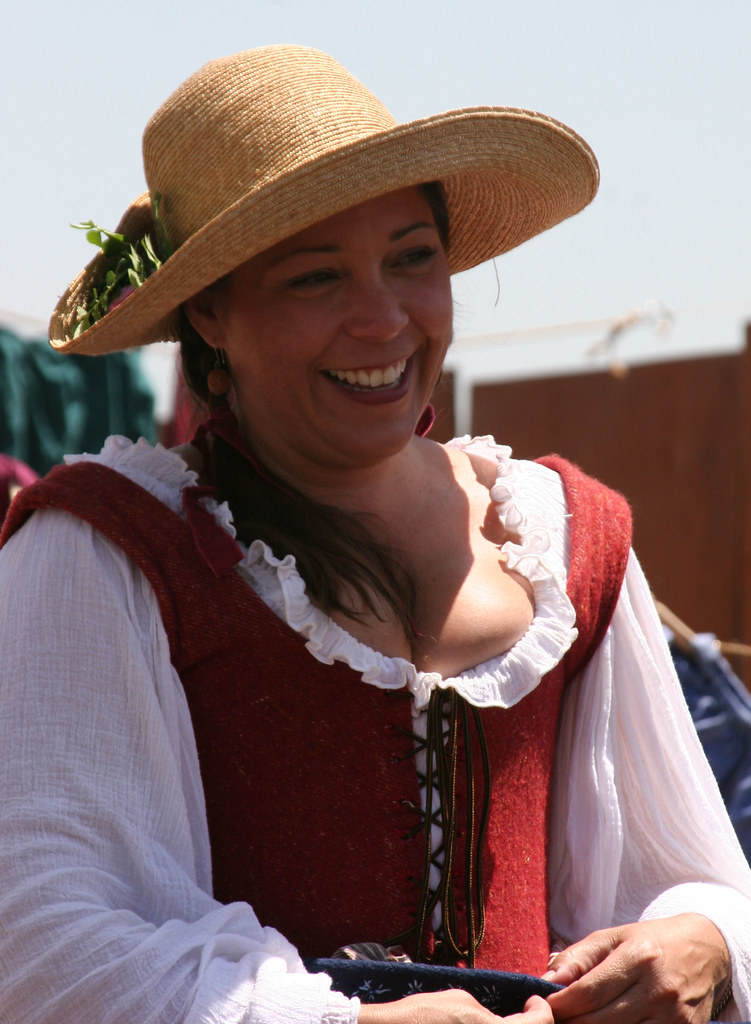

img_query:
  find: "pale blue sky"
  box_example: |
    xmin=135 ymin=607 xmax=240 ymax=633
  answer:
xmin=2 ymin=0 xmax=749 ymax=380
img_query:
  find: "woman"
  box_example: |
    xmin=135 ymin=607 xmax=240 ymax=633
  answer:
xmin=0 ymin=45 xmax=749 ymax=1024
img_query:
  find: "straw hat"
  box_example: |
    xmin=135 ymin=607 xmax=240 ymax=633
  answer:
xmin=49 ymin=44 xmax=599 ymax=356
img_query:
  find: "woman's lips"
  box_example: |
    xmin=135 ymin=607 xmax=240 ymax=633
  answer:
xmin=324 ymin=357 xmax=407 ymax=391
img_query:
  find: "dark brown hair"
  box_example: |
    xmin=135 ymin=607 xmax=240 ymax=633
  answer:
xmin=180 ymin=182 xmax=450 ymax=634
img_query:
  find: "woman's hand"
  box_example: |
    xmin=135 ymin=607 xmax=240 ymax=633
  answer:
xmin=358 ymin=991 xmax=553 ymax=1024
xmin=543 ymin=914 xmax=730 ymax=1024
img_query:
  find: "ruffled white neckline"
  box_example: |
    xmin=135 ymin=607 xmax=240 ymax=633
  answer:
xmin=68 ymin=434 xmax=577 ymax=712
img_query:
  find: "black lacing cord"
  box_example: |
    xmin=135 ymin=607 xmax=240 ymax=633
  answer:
xmin=462 ymin=701 xmax=491 ymax=962
xmin=388 ymin=690 xmax=491 ymax=966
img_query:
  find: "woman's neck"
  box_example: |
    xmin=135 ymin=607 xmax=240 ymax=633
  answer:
xmin=280 ymin=435 xmax=444 ymax=524
xmin=204 ymin=402 xmax=453 ymax=538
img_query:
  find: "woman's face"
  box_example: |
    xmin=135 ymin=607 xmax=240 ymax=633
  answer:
xmin=186 ymin=187 xmax=453 ymax=488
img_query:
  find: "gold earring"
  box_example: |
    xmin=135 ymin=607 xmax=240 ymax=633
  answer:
xmin=207 ymin=348 xmax=231 ymax=397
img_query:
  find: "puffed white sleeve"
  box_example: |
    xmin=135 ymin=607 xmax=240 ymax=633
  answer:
xmin=0 ymin=508 xmax=358 ymax=1024
xmin=549 ymin=549 xmax=751 ymax=1020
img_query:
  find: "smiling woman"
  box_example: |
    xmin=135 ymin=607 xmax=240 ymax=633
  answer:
xmin=1 ymin=43 xmax=750 ymax=1024
xmin=180 ymin=187 xmax=454 ymax=643
xmin=185 ymin=189 xmax=452 ymax=476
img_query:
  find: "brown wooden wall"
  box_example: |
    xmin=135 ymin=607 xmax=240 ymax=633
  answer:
xmin=467 ymin=331 xmax=751 ymax=660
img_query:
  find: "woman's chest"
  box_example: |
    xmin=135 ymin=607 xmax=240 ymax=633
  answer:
xmin=408 ymin=511 xmax=535 ymax=677
xmin=331 ymin=466 xmax=536 ymax=678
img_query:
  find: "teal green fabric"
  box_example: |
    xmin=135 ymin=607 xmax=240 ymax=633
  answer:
xmin=0 ymin=327 xmax=156 ymax=475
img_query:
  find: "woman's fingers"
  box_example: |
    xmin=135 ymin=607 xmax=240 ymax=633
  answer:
xmin=543 ymin=928 xmax=623 ymax=988
xmin=504 ymin=994 xmax=555 ymax=1024
xmin=358 ymin=989 xmax=553 ymax=1024
xmin=543 ymin=915 xmax=729 ymax=1024
xmin=546 ymin=932 xmax=648 ymax=1020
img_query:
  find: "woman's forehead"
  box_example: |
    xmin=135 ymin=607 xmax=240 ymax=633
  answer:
xmin=254 ymin=187 xmax=437 ymax=264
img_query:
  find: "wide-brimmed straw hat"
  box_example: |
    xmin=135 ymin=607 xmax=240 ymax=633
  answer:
xmin=49 ymin=44 xmax=599 ymax=356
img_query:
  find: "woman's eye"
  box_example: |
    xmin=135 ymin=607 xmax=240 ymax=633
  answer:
xmin=397 ymin=246 xmax=438 ymax=269
xmin=288 ymin=269 xmax=338 ymax=290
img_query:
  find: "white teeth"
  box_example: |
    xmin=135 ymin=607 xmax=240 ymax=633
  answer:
xmin=328 ymin=359 xmax=406 ymax=389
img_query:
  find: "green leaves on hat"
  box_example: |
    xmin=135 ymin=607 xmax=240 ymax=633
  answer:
xmin=70 ymin=194 xmax=171 ymax=339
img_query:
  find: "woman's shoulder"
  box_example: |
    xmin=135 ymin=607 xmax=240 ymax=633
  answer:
xmin=63 ymin=434 xmax=200 ymax=518
xmin=444 ymin=434 xmax=570 ymax=512
xmin=2 ymin=436 xmax=194 ymax=563
xmin=1 ymin=435 xmax=235 ymax=576
xmin=445 ymin=434 xmax=563 ymax=474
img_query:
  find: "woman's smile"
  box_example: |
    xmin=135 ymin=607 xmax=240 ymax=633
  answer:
xmin=184 ymin=186 xmax=453 ymax=484
xmin=323 ymin=357 xmax=408 ymax=391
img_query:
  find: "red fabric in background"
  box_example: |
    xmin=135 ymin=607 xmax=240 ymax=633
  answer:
xmin=0 ymin=454 xmax=38 ymax=524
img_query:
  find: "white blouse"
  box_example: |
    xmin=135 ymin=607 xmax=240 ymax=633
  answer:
xmin=0 ymin=435 xmax=749 ymax=1024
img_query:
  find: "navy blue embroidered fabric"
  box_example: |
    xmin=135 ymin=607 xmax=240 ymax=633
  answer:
xmin=305 ymin=959 xmax=747 ymax=1022
xmin=303 ymin=959 xmax=560 ymax=1013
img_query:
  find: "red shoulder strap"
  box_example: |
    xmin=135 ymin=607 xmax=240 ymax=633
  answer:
xmin=0 ymin=461 xmax=287 ymax=676
xmin=2 ymin=463 xmax=200 ymax=652
xmin=536 ymin=455 xmax=632 ymax=680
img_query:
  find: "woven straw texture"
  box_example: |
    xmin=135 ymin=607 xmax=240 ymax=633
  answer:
xmin=50 ymin=45 xmax=599 ymax=355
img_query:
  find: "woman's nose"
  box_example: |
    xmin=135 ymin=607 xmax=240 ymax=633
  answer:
xmin=342 ymin=279 xmax=409 ymax=342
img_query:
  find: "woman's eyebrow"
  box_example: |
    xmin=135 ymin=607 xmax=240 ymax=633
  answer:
xmin=266 ymin=244 xmax=338 ymax=268
xmin=390 ymin=221 xmax=437 ymax=241
xmin=267 ymin=222 xmax=437 ymax=268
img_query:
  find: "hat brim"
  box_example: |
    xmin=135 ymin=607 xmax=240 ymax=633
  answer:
xmin=50 ymin=106 xmax=598 ymax=355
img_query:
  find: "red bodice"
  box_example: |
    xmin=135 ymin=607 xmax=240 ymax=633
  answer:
xmin=2 ymin=452 xmax=631 ymax=975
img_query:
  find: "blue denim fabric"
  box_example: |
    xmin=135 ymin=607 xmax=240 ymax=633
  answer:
xmin=670 ymin=632 xmax=751 ymax=865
